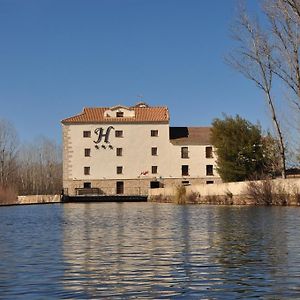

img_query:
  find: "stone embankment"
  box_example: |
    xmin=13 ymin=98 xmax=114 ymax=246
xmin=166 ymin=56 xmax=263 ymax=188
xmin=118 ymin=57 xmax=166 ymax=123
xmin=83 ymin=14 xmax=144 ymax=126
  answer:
xmin=17 ymin=195 xmax=61 ymax=205
xmin=148 ymin=178 xmax=300 ymax=206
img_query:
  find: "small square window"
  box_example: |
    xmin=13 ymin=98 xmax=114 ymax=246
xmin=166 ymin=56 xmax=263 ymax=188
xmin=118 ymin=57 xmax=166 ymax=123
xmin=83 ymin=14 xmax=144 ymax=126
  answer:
xmin=206 ymin=181 xmax=214 ymax=184
xmin=84 ymin=148 xmax=91 ymax=157
xmin=116 ymin=148 xmax=123 ymax=156
xmin=206 ymin=146 xmax=213 ymax=158
xmin=84 ymin=182 xmax=91 ymax=188
xmin=206 ymin=165 xmax=214 ymax=176
xmin=117 ymin=166 xmax=123 ymax=174
xmin=116 ymin=111 xmax=124 ymax=118
xmin=181 ymin=147 xmax=189 ymax=158
xmin=151 ymin=130 xmax=158 ymax=137
xmin=182 ymin=181 xmax=190 ymax=186
xmin=115 ymin=130 xmax=123 ymax=138
xmin=84 ymin=166 xmax=90 ymax=175
xmin=151 ymin=147 xmax=158 ymax=156
xmin=83 ymin=131 xmax=91 ymax=138
xmin=152 ymin=166 xmax=158 ymax=174
xmin=182 ymin=165 xmax=189 ymax=176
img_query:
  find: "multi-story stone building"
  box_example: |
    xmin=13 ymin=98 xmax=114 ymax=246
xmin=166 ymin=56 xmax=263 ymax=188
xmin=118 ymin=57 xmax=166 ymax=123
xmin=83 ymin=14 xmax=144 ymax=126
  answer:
xmin=62 ymin=102 xmax=220 ymax=196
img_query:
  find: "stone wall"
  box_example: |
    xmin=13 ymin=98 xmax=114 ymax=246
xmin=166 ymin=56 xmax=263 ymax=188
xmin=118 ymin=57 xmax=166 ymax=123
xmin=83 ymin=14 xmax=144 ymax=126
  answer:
xmin=64 ymin=178 xmax=152 ymax=196
xmin=17 ymin=195 xmax=61 ymax=205
xmin=148 ymin=178 xmax=300 ymax=206
xmin=64 ymin=177 xmax=222 ymax=196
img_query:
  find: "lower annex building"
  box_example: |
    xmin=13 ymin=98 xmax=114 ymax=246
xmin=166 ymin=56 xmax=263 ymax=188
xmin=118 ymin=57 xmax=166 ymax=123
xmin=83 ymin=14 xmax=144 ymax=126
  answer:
xmin=62 ymin=102 xmax=221 ymax=196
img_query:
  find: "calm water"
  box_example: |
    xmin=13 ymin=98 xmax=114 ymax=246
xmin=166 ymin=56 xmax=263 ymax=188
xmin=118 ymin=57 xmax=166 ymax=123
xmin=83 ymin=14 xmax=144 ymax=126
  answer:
xmin=0 ymin=203 xmax=300 ymax=299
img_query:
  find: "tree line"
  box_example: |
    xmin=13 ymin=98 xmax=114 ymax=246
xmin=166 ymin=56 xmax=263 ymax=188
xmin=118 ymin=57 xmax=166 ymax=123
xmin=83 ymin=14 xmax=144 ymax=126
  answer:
xmin=0 ymin=118 xmax=62 ymax=196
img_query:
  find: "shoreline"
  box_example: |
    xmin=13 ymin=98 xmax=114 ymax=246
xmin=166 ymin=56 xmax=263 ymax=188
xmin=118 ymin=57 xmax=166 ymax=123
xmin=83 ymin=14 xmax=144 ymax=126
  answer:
xmin=1 ymin=178 xmax=300 ymax=207
xmin=148 ymin=178 xmax=300 ymax=206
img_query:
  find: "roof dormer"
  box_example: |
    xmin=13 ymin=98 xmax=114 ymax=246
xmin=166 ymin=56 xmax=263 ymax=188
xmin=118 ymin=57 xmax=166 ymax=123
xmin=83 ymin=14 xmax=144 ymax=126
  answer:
xmin=104 ymin=105 xmax=135 ymax=118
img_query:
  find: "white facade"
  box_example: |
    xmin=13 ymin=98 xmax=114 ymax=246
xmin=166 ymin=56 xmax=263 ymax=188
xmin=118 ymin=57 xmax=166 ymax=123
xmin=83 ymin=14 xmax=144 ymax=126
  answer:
xmin=62 ymin=104 xmax=220 ymax=195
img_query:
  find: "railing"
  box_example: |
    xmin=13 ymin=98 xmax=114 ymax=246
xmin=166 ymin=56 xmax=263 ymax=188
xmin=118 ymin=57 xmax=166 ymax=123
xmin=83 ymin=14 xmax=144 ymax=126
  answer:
xmin=72 ymin=187 xmax=148 ymax=196
xmin=75 ymin=188 xmax=101 ymax=195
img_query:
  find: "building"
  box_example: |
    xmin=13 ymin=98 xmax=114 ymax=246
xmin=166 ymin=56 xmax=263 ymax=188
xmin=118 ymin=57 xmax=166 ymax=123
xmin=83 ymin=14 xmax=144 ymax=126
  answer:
xmin=61 ymin=102 xmax=220 ymax=196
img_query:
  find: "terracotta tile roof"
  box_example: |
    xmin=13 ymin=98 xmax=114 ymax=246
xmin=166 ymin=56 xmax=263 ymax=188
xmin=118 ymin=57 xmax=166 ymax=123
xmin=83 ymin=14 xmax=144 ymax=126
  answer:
xmin=62 ymin=106 xmax=169 ymax=124
xmin=170 ymin=127 xmax=212 ymax=145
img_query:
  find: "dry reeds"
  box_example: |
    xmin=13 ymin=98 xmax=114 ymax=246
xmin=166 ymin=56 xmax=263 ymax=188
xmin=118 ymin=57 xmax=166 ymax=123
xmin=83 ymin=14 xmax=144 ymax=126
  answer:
xmin=173 ymin=185 xmax=187 ymax=204
xmin=0 ymin=186 xmax=18 ymax=205
xmin=246 ymin=179 xmax=299 ymax=205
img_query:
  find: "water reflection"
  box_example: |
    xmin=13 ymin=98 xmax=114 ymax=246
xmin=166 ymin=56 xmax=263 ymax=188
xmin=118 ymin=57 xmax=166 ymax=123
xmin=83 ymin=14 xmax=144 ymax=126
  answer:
xmin=1 ymin=203 xmax=300 ymax=299
xmin=205 ymin=207 xmax=289 ymax=297
xmin=0 ymin=205 xmax=66 ymax=300
xmin=61 ymin=204 xmax=300 ymax=298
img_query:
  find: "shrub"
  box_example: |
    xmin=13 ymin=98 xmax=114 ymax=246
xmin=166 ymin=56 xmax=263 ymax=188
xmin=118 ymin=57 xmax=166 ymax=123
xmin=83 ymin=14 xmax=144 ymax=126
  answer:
xmin=174 ymin=185 xmax=187 ymax=204
xmin=0 ymin=186 xmax=18 ymax=205
xmin=187 ymin=191 xmax=200 ymax=204
xmin=291 ymin=187 xmax=300 ymax=205
xmin=246 ymin=180 xmax=273 ymax=205
xmin=246 ymin=179 xmax=291 ymax=205
xmin=272 ymin=182 xmax=288 ymax=205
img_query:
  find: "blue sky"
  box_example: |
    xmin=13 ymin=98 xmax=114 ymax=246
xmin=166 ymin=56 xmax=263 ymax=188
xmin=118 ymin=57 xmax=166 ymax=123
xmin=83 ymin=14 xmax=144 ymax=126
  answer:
xmin=0 ymin=0 xmax=267 ymax=143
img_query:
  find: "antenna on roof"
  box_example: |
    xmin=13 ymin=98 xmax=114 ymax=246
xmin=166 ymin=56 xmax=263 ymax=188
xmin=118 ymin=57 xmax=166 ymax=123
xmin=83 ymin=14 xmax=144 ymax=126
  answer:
xmin=137 ymin=94 xmax=144 ymax=101
xmin=135 ymin=94 xmax=149 ymax=108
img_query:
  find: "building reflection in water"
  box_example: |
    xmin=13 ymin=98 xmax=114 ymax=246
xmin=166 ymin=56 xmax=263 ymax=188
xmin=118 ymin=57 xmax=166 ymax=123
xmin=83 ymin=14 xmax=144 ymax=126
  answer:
xmin=61 ymin=203 xmax=215 ymax=298
xmin=61 ymin=203 xmax=300 ymax=298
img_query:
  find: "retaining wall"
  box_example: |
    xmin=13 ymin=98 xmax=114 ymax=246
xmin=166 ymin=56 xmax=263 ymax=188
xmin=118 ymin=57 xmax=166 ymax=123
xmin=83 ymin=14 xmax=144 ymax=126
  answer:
xmin=17 ymin=195 xmax=61 ymax=205
xmin=148 ymin=178 xmax=300 ymax=205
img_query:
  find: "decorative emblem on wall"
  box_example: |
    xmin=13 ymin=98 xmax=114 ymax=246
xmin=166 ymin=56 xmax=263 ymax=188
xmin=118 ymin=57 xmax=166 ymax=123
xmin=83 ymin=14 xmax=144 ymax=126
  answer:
xmin=94 ymin=126 xmax=115 ymax=150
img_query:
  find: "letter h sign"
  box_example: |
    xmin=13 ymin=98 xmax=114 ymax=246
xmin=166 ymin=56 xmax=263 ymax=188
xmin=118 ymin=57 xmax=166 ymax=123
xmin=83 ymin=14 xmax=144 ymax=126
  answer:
xmin=94 ymin=126 xmax=114 ymax=144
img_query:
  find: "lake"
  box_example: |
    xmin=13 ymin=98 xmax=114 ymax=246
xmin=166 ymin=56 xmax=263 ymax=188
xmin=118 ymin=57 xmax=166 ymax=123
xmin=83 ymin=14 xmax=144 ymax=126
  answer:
xmin=0 ymin=203 xmax=300 ymax=299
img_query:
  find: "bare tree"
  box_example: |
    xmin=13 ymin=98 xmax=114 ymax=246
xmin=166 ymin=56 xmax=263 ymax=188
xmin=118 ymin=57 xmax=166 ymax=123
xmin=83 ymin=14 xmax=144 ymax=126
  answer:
xmin=0 ymin=119 xmax=19 ymax=187
xmin=0 ymin=117 xmax=62 ymax=196
xmin=17 ymin=137 xmax=62 ymax=195
xmin=264 ymin=0 xmax=300 ymax=111
xmin=227 ymin=6 xmax=287 ymax=178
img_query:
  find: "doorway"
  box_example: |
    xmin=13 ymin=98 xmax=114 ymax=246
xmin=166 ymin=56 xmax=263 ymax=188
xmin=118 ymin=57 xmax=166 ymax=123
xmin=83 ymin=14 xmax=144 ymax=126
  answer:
xmin=116 ymin=181 xmax=124 ymax=194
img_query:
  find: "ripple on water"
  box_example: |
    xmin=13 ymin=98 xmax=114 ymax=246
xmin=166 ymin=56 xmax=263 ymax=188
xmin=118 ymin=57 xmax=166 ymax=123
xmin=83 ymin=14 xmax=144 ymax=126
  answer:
xmin=1 ymin=203 xmax=300 ymax=299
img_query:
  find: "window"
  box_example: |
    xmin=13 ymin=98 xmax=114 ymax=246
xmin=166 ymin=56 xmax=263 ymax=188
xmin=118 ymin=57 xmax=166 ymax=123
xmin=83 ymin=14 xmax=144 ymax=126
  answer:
xmin=206 ymin=181 xmax=214 ymax=184
xmin=83 ymin=182 xmax=91 ymax=188
xmin=83 ymin=131 xmax=91 ymax=138
xmin=181 ymin=147 xmax=189 ymax=158
xmin=151 ymin=130 xmax=159 ymax=137
xmin=182 ymin=165 xmax=189 ymax=176
xmin=206 ymin=165 xmax=214 ymax=176
xmin=182 ymin=181 xmax=190 ymax=186
xmin=84 ymin=148 xmax=91 ymax=157
xmin=151 ymin=147 xmax=158 ymax=156
xmin=117 ymin=166 xmax=123 ymax=174
xmin=150 ymin=181 xmax=160 ymax=189
xmin=84 ymin=167 xmax=90 ymax=175
xmin=116 ymin=148 xmax=123 ymax=156
xmin=115 ymin=130 xmax=123 ymax=138
xmin=116 ymin=111 xmax=124 ymax=118
xmin=152 ymin=166 xmax=158 ymax=174
xmin=206 ymin=146 xmax=213 ymax=158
